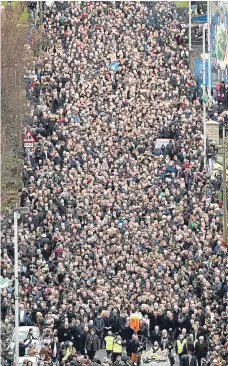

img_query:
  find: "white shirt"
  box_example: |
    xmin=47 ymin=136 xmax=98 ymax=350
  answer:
xmin=53 ymin=342 xmax=57 ymax=358
xmin=19 ymin=309 xmax=25 ymax=323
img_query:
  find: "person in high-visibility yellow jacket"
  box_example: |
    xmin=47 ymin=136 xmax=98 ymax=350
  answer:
xmin=175 ymin=335 xmax=186 ymax=365
xmin=112 ymin=335 xmax=123 ymax=362
xmin=105 ymin=331 xmax=114 ymax=357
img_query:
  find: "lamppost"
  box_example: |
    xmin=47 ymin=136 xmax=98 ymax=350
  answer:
xmin=13 ymin=207 xmax=29 ymax=366
xmin=207 ymin=0 xmax=212 ymax=100
xmin=203 ymin=23 xmax=208 ymax=170
xmin=189 ymin=0 xmax=192 ymax=51
xmin=221 ymin=119 xmax=228 ymax=243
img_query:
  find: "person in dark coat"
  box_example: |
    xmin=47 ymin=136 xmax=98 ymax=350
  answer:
xmin=71 ymin=319 xmax=83 ymax=351
xmin=181 ymin=353 xmax=197 ymax=366
xmin=19 ymin=339 xmax=32 ymax=357
xmin=85 ymin=329 xmax=100 ymax=360
xmin=110 ymin=309 xmax=120 ymax=334
xmin=103 ymin=311 xmax=113 ymax=338
xmin=119 ymin=313 xmax=127 ymax=339
xmin=50 ymin=336 xmax=60 ymax=362
xmin=58 ymin=322 xmax=71 ymax=343
xmin=94 ymin=313 xmax=105 ymax=347
xmin=195 ymin=336 xmax=208 ymax=366
xmin=149 ymin=310 xmax=162 ymax=330
xmin=79 ymin=326 xmax=89 ymax=355
xmin=150 ymin=326 xmax=162 ymax=344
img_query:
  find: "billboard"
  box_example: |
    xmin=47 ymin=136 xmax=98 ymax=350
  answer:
xmin=210 ymin=2 xmax=228 ymax=82
xmin=194 ymin=58 xmax=209 ymax=87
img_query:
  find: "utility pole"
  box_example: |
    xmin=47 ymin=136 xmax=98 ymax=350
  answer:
xmin=14 ymin=210 xmax=19 ymax=366
xmin=39 ymin=1 xmax=43 ymax=54
xmin=189 ymin=0 xmax=192 ymax=51
xmin=207 ymin=0 xmax=212 ymax=100
xmin=13 ymin=207 xmax=29 ymax=366
xmin=222 ymin=124 xmax=227 ymax=243
xmin=203 ymin=23 xmax=207 ymax=170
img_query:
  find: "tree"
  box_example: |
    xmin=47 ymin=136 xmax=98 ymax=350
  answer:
xmin=1 ymin=2 xmax=32 ymax=210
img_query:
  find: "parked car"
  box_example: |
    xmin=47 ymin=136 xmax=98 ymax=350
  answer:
xmin=18 ymin=356 xmax=38 ymax=366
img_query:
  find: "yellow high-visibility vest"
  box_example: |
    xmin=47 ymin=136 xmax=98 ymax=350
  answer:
xmin=105 ymin=336 xmax=114 ymax=351
xmin=176 ymin=339 xmax=186 ymax=354
xmin=113 ymin=340 xmax=122 ymax=353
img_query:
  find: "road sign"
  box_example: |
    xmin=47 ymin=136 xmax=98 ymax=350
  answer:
xmin=110 ymin=61 xmax=119 ymax=71
xmin=23 ymin=130 xmax=36 ymax=145
xmin=24 ymin=143 xmax=34 ymax=148
xmin=110 ymin=53 xmax=117 ymax=62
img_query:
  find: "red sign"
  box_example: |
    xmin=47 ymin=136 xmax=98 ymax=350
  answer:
xmin=23 ymin=130 xmax=36 ymax=144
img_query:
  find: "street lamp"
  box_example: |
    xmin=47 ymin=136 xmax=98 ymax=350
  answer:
xmin=203 ymin=23 xmax=208 ymax=170
xmin=13 ymin=207 xmax=29 ymax=366
xmin=207 ymin=0 xmax=212 ymax=100
xmin=221 ymin=119 xmax=228 ymax=243
xmin=189 ymin=0 xmax=192 ymax=51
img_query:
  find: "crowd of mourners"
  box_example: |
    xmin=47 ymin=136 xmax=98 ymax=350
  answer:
xmin=1 ymin=1 xmax=228 ymax=366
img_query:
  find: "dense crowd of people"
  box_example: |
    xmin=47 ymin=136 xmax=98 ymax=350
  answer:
xmin=1 ymin=1 xmax=228 ymax=366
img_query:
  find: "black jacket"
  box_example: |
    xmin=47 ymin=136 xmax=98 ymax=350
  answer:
xmin=80 ymin=330 xmax=88 ymax=348
xmin=110 ymin=313 xmax=120 ymax=333
xmin=19 ymin=340 xmax=32 ymax=357
xmin=58 ymin=325 xmax=71 ymax=343
xmin=149 ymin=314 xmax=162 ymax=329
xmin=85 ymin=334 xmax=100 ymax=352
xmin=151 ymin=330 xmax=162 ymax=344
xmin=195 ymin=341 xmax=208 ymax=358
xmin=94 ymin=318 xmax=105 ymax=332
xmin=181 ymin=355 xmax=197 ymax=366
xmin=50 ymin=341 xmax=60 ymax=358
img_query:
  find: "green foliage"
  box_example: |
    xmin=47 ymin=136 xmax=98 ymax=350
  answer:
xmin=2 ymin=1 xmax=29 ymax=21
xmin=175 ymin=1 xmax=189 ymax=8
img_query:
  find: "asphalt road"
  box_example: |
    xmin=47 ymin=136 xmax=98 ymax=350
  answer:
xmin=96 ymin=346 xmax=180 ymax=366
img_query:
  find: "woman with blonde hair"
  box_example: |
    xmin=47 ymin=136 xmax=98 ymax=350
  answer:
xmin=36 ymin=312 xmax=44 ymax=334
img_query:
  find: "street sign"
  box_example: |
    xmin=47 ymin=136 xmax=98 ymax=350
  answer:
xmin=110 ymin=61 xmax=120 ymax=71
xmin=23 ymin=130 xmax=36 ymax=145
xmin=110 ymin=53 xmax=117 ymax=62
xmin=24 ymin=143 xmax=34 ymax=148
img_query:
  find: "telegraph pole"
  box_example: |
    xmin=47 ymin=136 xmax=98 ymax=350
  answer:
xmin=207 ymin=0 xmax=212 ymax=100
xmin=39 ymin=1 xmax=43 ymax=54
xmin=189 ymin=0 xmax=192 ymax=51
xmin=203 ymin=23 xmax=207 ymax=170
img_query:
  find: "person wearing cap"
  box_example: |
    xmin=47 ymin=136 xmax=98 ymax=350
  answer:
xmin=175 ymin=334 xmax=186 ymax=365
xmin=104 ymin=331 xmax=114 ymax=357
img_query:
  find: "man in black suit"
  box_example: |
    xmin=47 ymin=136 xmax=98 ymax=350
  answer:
xmin=110 ymin=309 xmax=120 ymax=334
xmin=190 ymin=325 xmax=201 ymax=343
xmin=71 ymin=319 xmax=83 ymax=351
xmin=79 ymin=326 xmax=89 ymax=355
xmin=149 ymin=310 xmax=162 ymax=330
xmin=195 ymin=336 xmax=208 ymax=366
xmin=150 ymin=326 xmax=162 ymax=345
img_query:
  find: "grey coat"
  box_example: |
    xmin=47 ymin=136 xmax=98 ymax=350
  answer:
xmin=85 ymin=334 xmax=100 ymax=352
